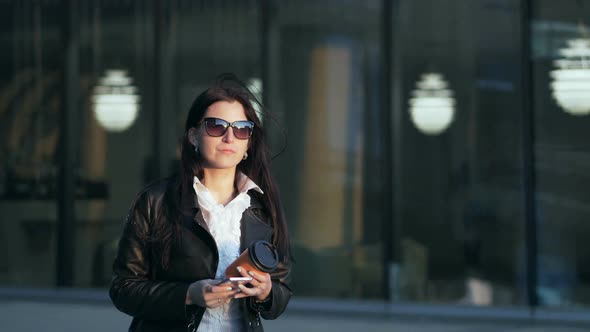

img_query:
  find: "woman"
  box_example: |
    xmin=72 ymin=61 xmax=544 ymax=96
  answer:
xmin=110 ymin=74 xmax=292 ymax=332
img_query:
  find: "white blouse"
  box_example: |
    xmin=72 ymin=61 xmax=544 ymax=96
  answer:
xmin=193 ymin=172 xmax=264 ymax=332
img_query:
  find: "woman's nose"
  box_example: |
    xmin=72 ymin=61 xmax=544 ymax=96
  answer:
xmin=222 ymin=127 xmax=235 ymax=142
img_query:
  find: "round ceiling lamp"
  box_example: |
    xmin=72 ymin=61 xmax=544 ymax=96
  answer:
xmin=92 ymin=69 xmax=140 ymax=132
xmin=409 ymin=72 xmax=456 ymax=135
xmin=550 ymin=38 xmax=590 ymax=116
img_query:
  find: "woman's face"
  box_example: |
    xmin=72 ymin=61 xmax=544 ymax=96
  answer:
xmin=190 ymin=100 xmax=251 ymax=171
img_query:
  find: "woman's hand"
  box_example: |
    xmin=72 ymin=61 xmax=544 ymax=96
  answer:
xmin=186 ymin=279 xmax=238 ymax=308
xmin=233 ymin=266 xmax=272 ymax=302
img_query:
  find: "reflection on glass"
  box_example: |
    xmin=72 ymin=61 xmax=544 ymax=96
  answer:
xmin=396 ymin=0 xmax=524 ymax=307
xmin=408 ymin=72 xmax=456 ymax=135
xmin=534 ymin=0 xmax=590 ymax=308
xmin=246 ymin=77 xmax=263 ymax=122
xmin=294 ymin=43 xmax=372 ymax=297
xmin=92 ymin=69 xmax=140 ymax=132
xmin=550 ymin=38 xmax=590 ymax=116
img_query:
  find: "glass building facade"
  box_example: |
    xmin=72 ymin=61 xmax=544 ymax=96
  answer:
xmin=1 ymin=0 xmax=590 ymax=322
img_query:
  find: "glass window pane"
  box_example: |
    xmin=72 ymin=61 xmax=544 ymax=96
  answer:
xmin=273 ymin=0 xmax=385 ymax=299
xmin=0 ymin=1 xmax=63 ymax=287
xmin=73 ymin=0 xmax=263 ymax=287
xmin=532 ymin=0 xmax=590 ymax=308
xmin=74 ymin=0 xmax=152 ymax=287
xmin=395 ymin=0 xmax=525 ymax=306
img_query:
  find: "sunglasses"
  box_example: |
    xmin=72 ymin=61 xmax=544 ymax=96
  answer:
xmin=202 ymin=117 xmax=255 ymax=140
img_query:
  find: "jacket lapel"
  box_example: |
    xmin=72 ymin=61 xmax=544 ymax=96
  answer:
xmin=240 ymin=193 xmax=274 ymax=252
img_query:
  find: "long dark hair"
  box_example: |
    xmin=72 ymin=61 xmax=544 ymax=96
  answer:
xmin=151 ymin=73 xmax=291 ymax=269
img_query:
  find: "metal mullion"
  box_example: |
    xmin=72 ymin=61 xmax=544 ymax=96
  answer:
xmin=57 ymin=0 xmax=79 ymax=287
xmin=382 ymin=0 xmax=398 ymax=302
xmin=521 ymin=0 xmax=538 ymax=310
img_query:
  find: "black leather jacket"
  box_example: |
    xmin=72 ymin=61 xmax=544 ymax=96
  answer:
xmin=109 ymin=179 xmax=292 ymax=332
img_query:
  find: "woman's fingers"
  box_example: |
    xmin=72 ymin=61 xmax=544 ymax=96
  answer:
xmin=235 ymin=266 xmax=251 ymax=278
xmin=206 ymin=297 xmax=224 ymax=308
xmin=232 ymin=283 xmax=270 ymax=301
xmin=210 ymin=284 xmax=236 ymax=293
xmin=247 ymin=270 xmax=272 ymax=301
xmin=204 ymin=290 xmax=238 ymax=308
xmin=235 ymin=267 xmax=269 ymax=284
xmin=231 ymin=272 xmax=272 ymax=301
xmin=202 ymin=282 xmax=238 ymax=308
xmin=228 ymin=267 xmax=273 ymax=301
xmin=247 ymin=270 xmax=271 ymax=287
xmin=233 ymin=283 xmax=258 ymax=299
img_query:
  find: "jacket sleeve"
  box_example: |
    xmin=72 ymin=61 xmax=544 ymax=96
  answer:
xmin=248 ymin=256 xmax=292 ymax=320
xmin=109 ymin=190 xmax=191 ymax=321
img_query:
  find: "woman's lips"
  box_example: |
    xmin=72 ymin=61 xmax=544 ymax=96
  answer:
xmin=219 ymin=148 xmax=236 ymax=153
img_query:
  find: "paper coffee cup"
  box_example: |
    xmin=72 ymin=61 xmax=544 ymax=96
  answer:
xmin=225 ymin=240 xmax=279 ymax=277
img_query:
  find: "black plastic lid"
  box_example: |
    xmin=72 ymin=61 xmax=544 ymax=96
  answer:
xmin=248 ymin=240 xmax=279 ymax=272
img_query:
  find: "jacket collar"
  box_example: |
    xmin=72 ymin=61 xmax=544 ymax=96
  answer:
xmin=180 ymin=180 xmax=198 ymax=217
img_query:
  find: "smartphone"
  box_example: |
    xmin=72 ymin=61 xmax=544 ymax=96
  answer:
xmin=217 ymin=276 xmax=253 ymax=286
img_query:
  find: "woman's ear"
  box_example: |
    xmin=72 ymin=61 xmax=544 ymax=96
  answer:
xmin=188 ymin=127 xmax=198 ymax=147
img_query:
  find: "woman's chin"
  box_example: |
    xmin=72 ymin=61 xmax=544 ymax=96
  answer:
xmin=202 ymin=159 xmax=241 ymax=170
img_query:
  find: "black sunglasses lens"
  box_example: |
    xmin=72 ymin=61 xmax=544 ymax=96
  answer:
xmin=232 ymin=122 xmax=253 ymax=139
xmin=205 ymin=119 xmax=227 ymax=137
